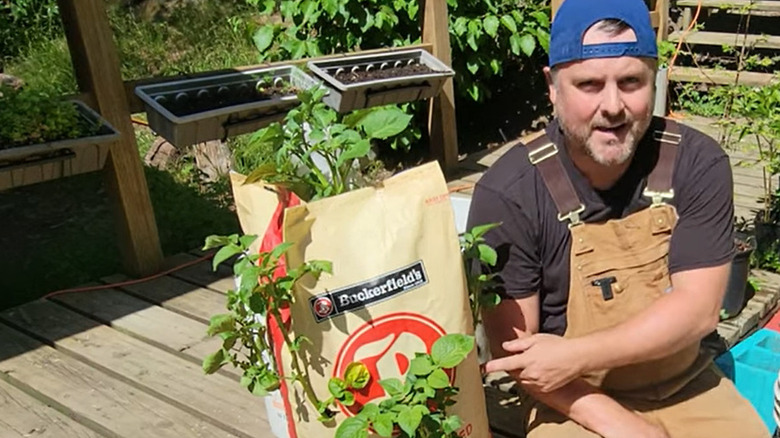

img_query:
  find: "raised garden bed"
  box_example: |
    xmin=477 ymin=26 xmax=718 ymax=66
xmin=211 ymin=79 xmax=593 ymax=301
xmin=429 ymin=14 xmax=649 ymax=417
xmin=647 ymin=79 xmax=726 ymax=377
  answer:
xmin=0 ymin=101 xmax=119 ymax=191
xmin=307 ymin=48 xmax=455 ymax=112
xmin=134 ymin=66 xmax=320 ymax=148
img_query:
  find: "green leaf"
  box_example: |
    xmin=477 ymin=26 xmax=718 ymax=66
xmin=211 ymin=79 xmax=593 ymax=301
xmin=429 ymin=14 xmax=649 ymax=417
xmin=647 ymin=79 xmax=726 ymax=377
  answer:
xmin=238 ymin=234 xmax=258 ymax=249
xmin=431 ymin=334 xmax=474 ymax=368
xmin=531 ymin=11 xmax=550 ymax=29
xmin=251 ymin=381 xmax=269 ymax=397
xmin=337 ymin=139 xmax=371 ymax=167
xmin=427 ymin=368 xmax=450 ymax=389
xmin=203 ymin=235 xmax=231 ymax=251
xmin=308 ymin=259 xmax=333 ymax=275
xmin=469 ymin=222 xmax=501 ymax=239
xmin=207 ymin=314 xmax=235 ymax=337
xmin=397 ymin=405 xmax=423 ymax=437
xmin=359 ymin=108 xmax=413 ymax=139
xmin=358 ymin=402 xmax=379 ymax=421
xmin=291 ymin=335 xmax=311 ymax=352
xmin=519 ymin=33 xmax=536 ymax=57
xmin=509 ymin=34 xmax=522 ymax=56
xmin=253 ymin=26 xmax=275 ymax=53
xmin=537 ymin=29 xmax=551 ymax=53
xmin=478 ymin=243 xmax=498 ymax=266
xmin=409 ymin=355 xmax=435 ymax=376
xmin=341 ymin=390 xmax=355 ymax=406
xmin=373 ymin=413 xmax=395 ymax=437
xmin=466 ymin=60 xmax=479 ymax=74
xmin=312 ymin=105 xmax=336 ymax=128
xmin=345 ymin=362 xmax=371 ymax=389
xmin=213 ymin=244 xmax=241 ymax=270
xmin=269 ymin=241 xmax=293 ymax=262
xmin=322 ymin=0 xmax=338 ymax=17
xmin=500 ymin=14 xmax=517 ymax=33
xmin=490 ymin=58 xmax=501 ymax=75
xmin=442 ymin=415 xmax=463 ymax=434
xmin=379 ymin=378 xmax=405 ymax=397
xmin=329 ymin=377 xmax=346 ymax=398
xmin=453 ymin=17 xmax=468 ymax=36
xmin=483 ymin=15 xmax=499 ymax=38
xmin=466 ymin=20 xmax=481 ymax=51
xmin=202 ymin=349 xmax=225 ymax=374
xmin=479 ymin=292 xmax=502 ymax=308
xmin=335 ymin=416 xmax=369 ymax=438
xmin=259 ymin=369 xmax=281 ymax=391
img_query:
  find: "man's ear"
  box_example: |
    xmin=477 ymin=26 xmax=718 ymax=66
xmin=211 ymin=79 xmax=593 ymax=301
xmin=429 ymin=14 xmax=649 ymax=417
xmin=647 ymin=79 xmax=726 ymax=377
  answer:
xmin=543 ymin=66 xmax=556 ymax=106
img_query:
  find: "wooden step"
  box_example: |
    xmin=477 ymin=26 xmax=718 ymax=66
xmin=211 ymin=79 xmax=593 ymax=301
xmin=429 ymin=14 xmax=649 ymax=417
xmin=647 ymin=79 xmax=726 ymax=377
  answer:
xmin=668 ymin=66 xmax=777 ymax=86
xmin=676 ymin=0 xmax=780 ymax=14
xmin=668 ymin=30 xmax=780 ymax=49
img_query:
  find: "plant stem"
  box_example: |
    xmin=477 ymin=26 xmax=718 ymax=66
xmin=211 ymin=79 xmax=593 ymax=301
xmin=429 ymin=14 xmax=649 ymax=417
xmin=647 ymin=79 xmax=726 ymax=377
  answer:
xmin=269 ymin=306 xmax=323 ymax=411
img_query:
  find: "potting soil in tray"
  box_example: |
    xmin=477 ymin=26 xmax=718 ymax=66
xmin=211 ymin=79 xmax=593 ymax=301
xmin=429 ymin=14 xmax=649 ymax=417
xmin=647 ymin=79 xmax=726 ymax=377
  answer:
xmin=163 ymin=84 xmax=300 ymax=117
xmin=334 ymin=63 xmax=436 ymax=84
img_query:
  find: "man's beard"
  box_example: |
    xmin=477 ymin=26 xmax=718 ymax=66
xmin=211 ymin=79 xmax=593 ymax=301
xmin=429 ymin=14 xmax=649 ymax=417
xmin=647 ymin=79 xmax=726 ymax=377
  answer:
xmin=558 ymin=112 xmax=650 ymax=167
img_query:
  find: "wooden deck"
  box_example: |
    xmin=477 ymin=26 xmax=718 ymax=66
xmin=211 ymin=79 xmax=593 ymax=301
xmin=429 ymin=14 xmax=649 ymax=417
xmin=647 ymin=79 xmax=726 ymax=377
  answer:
xmin=0 ymin=251 xmax=273 ymax=438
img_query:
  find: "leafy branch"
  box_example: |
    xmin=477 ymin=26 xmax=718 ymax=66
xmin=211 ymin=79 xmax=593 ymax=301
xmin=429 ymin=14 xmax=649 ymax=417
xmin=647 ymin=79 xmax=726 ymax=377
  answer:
xmin=235 ymin=85 xmax=413 ymax=201
xmin=460 ymin=223 xmax=502 ymax=328
xmin=332 ymin=334 xmax=475 ymax=438
xmin=201 ymin=234 xmax=337 ymax=419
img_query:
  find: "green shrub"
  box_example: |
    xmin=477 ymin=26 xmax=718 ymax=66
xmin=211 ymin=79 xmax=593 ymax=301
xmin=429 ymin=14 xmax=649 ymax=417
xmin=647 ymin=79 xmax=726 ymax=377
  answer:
xmin=0 ymin=85 xmax=97 ymax=148
xmin=247 ymin=0 xmax=550 ymax=101
xmin=0 ymin=0 xmax=62 ymax=65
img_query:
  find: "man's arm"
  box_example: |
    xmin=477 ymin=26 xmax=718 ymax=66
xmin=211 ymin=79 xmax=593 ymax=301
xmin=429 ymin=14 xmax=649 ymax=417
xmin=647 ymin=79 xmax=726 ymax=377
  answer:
xmin=483 ymin=296 xmax=669 ymax=438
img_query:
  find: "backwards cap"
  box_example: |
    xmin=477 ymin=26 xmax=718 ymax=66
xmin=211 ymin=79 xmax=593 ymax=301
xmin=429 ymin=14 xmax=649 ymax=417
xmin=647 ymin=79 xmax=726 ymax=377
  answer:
xmin=548 ymin=0 xmax=658 ymax=68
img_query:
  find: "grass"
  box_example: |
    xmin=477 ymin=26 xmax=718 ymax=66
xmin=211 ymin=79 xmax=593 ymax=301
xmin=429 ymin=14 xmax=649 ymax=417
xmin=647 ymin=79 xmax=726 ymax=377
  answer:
xmin=5 ymin=1 xmax=261 ymax=94
xmin=0 ymin=1 xmax=262 ymax=311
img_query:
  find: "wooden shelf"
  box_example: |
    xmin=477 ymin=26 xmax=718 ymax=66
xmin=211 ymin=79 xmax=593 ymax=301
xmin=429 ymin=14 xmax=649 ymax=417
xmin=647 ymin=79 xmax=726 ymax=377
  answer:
xmin=668 ymin=66 xmax=777 ymax=86
xmin=669 ymin=30 xmax=780 ymax=50
xmin=676 ymin=0 xmax=780 ymax=14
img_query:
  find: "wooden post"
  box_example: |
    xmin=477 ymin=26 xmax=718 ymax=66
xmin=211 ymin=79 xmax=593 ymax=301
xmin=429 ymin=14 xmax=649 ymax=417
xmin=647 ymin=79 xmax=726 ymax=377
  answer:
xmin=58 ymin=0 xmax=163 ymax=276
xmin=656 ymin=0 xmax=669 ymax=43
xmin=422 ymin=0 xmax=459 ymax=175
xmin=551 ymin=0 xmax=564 ymax=20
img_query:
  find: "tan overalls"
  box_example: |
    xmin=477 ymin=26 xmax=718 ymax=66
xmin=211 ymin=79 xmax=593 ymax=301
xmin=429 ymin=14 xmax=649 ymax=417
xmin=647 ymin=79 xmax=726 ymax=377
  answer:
xmin=521 ymin=118 xmax=769 ymax=437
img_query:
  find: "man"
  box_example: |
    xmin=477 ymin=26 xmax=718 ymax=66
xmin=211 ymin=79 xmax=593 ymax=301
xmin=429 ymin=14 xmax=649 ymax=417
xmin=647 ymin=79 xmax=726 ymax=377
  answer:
xmin=468 ymin=0 xmax=769 ymax=436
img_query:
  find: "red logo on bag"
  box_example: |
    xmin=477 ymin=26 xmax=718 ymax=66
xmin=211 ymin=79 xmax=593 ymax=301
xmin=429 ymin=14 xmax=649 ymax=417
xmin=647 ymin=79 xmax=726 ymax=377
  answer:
xmin=333 ymin=312 xmax=453 ymax=416
xmin=313 ymin=297 xmax=334 ymax=319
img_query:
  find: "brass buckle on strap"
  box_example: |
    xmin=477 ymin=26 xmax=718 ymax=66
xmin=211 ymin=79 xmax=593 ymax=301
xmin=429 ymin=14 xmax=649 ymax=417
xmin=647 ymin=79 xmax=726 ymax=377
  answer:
xmin=653 ymin=130 xmax=682 ymax=145
xmin=644 ymin=189 xmax=674 ymax=206
xmin=558 ymin=203 xmax=585 ymax=227
xmin=528 ymin=142 xmax=558 ymax=165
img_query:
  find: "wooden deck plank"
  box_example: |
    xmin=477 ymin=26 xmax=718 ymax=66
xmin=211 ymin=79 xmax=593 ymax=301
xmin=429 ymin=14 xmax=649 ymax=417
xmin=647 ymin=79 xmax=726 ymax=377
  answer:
xmin=0 ymin=379 xmax=104 ymax=438
xmin=0 ymin=323 xmax=241 ymax=438
xmin=164 ymin=252 xmax=235 ymax=294
xmin=669 ymin=66 xmax=777 ymax=86
xmin=0 ymin=300 xmax=268 ymax=438
xmin=677 ymin=0 xmax=780 ymax=13
xmin=52 ymin=287 xmax=211 ymax=354
xmin=104 ymin=274 xmax=227 ymax=324
xmin=669 ymin=30 xmax=780 ymax=50
xmin=49 ymin=287 xmax=238 ymax=379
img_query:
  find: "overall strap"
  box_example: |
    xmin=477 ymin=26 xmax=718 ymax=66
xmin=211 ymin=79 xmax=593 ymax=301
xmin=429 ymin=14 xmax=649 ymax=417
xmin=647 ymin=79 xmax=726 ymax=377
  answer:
xmin=644 ymin=118 xmax=682 ymax=206
xmin=526 ymin=134 xmax=585 ymax=227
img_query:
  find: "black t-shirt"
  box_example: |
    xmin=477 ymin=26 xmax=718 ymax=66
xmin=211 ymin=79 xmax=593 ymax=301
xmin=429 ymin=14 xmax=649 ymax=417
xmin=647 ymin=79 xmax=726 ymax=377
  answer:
xmin=466 ymin=117 xmax=735 ymax=335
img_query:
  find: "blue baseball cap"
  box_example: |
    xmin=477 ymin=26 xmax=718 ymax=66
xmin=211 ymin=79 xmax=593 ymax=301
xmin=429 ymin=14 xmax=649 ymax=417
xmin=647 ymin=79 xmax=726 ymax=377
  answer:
xmin=548 ymin=0 xmax=658 ymax=67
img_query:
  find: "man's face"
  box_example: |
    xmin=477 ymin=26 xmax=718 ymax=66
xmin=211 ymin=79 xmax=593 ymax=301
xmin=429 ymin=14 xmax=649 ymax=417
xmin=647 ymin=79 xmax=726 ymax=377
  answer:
xmin=546 ymin=27 xmax=656 ymax=167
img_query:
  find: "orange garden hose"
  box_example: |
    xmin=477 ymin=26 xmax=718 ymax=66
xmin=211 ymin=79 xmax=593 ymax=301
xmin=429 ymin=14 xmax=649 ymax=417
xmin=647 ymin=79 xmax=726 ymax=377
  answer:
xmin=42 ymin=252 xmax=215 ymax=300
xmin=667 ymin=0 xmax=703 ymax=119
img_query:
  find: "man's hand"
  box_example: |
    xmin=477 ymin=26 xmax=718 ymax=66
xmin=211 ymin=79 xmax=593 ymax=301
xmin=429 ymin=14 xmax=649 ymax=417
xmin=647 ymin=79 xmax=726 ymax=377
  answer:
xmin=483 ymin=333 xmax=587 ymax=393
